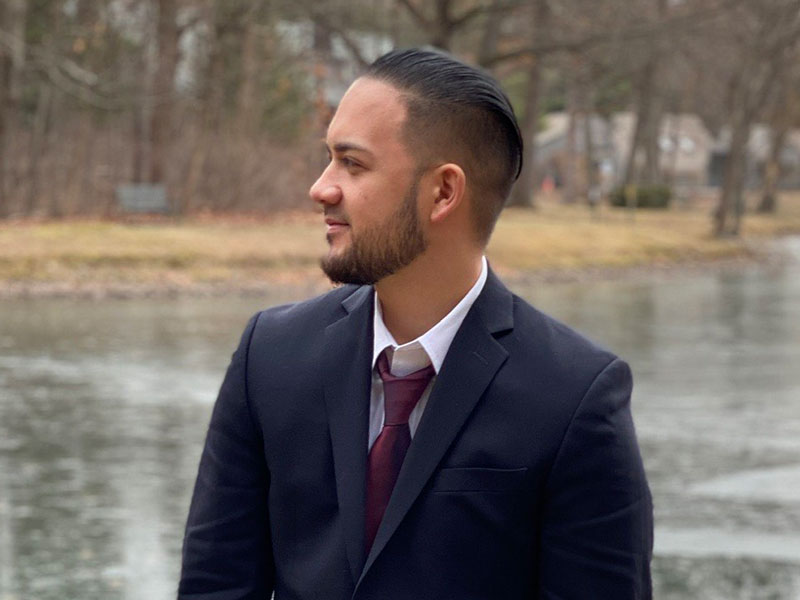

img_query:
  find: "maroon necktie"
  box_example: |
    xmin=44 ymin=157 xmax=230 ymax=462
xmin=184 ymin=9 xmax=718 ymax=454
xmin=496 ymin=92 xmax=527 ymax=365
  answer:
xmin=365 ymin=350 xmax=435 ymax=554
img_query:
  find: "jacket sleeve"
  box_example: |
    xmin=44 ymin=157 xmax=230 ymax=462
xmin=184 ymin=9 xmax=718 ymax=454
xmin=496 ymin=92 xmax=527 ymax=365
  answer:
xmin=538 ymin=358 xmax=653 ymax=599
xmin=178 ymin=313 xmax=275 ymax=599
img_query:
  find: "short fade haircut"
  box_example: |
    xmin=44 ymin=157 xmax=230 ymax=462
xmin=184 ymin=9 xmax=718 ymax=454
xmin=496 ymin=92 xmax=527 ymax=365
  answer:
xmin=364 ymin=48 xmax=523 ymax=245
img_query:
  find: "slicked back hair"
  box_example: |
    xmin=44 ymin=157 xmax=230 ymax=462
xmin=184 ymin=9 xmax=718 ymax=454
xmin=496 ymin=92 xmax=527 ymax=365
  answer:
xmin=363 ymin=48 xmax=523 ymax=245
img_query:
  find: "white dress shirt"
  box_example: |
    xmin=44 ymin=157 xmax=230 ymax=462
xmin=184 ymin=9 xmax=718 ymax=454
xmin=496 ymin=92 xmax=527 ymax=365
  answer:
xmin=369 ymin=257 xmax=488 ymax=450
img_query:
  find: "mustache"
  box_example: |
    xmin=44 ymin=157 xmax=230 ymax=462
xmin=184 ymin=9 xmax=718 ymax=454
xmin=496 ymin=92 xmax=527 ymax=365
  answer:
xmin=324 ymin=210 xmax=349 ymax=223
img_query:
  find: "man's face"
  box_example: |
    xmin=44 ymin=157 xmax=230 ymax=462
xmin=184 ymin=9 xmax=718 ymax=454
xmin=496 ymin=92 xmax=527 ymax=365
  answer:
xmin=309 ymin=78 xmax=428 ymax=285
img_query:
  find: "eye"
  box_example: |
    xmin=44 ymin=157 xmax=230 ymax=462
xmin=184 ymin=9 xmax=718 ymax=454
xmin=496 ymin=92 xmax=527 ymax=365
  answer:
xmin=340 ymin=156 xmax=361 ymax=170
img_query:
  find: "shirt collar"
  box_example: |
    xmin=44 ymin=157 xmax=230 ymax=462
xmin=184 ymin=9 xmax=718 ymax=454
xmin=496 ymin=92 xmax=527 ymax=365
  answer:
xmin=372 ymin=256 xmax=488 ymax=376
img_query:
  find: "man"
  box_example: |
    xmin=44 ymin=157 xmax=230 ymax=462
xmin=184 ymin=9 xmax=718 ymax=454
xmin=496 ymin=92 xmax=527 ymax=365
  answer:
xmin=179 ymin=48 xmax=653 ymax=599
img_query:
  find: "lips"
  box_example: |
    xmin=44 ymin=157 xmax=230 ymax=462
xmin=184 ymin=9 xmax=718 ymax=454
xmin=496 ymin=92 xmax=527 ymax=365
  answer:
xmin=324 ymin=216 xmax=349 ymax=235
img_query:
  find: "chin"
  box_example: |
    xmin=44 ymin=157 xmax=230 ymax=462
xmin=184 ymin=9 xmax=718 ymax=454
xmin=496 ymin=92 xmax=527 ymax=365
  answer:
xmin=325 ymin=241 xmax=348 ymax=258
xmin=326 ymin=230 xmax=351 ymax=246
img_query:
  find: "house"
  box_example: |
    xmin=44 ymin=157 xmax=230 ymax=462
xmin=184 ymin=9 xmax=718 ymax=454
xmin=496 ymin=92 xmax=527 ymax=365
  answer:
xmin=534 ymin=112 xmax=618 ymax=192
xmin=534 ymin=111 xmax=714 ymax=192
xmin=708 ymin=125 xmax=800 ymax=189
xmin=612 ymin=112 xmax=713 ymax=188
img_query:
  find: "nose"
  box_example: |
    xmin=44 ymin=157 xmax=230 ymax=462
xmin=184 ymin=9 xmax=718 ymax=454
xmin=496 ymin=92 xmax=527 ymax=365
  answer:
xmin=309 ymin=166 xmax=342 ymax=206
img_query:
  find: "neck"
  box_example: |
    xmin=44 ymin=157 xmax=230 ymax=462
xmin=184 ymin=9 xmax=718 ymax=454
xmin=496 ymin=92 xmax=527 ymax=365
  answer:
xmin=375 ymin=248 xmax=483 ymax=345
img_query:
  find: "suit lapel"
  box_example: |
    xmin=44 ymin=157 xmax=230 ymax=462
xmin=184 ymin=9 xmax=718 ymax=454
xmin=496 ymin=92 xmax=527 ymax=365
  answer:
xmin=358 ymin=270 xmax=514 ymax=583
xmin=323 ymin=285 xmax=373 ymax=583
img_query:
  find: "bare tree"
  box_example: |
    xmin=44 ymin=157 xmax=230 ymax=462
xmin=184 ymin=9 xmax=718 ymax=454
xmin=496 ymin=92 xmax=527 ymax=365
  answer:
xmin=0 ymin=0 xmax=26 ymax=217
xmin=149 ymin=0 xmax=179 ymax=191
xmin=506 ymin=0 xmax=550 ymax=208
xmin=0 ymin=0 xmax=797 ymax=224
xmin=25 ymin=0 xmax=65 ymax=218
xmin=712 ymin=0 xmax=800 ymax=236
xmin=619 ymin=0 xmax=669 ymax=189
xmin=758 ymin=62 xmax=800 ymax=213
xmin=395 ymin=0 xmax=520 ymax=51
xmin=476 ymin=0 xmax=505 ymax=66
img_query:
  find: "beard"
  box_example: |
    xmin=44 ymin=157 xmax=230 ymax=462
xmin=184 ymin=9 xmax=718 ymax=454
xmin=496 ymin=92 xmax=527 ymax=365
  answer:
xmin=320 ymin=180 xmax=428 ymax=286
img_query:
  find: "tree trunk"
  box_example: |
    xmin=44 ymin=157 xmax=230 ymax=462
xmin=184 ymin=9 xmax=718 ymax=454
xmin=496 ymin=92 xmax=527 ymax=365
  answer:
xmin=149 ymin=0 xmax=179 ymax=195
xmin=562 ymin=63 xmax=582 ymax=204
xmin=507 ymin=0 xmax=549 ymax=208
xmin=507 ymin=56 xmax=542 ymax=208
xmin=431 ymin=0 xmax=453 ymax=50
xmin=0 ymin=21 xmax=10 ymax=218
xmin=131 ymin=35 xmax=149 ymax=184
xmin=0 ymin=84 xmax=8 ymax=218
xmin=583 ymin=102 xmax=601 ymax=212
xmin=45 ymin=90 xmax=63 ymax=219
xmin=623 ymin=57 xmax=656 ymax=188
xmin=757 ymin=123 xmax=787 ymax=214
xmin=236 ymin=21 xmax=260 ymax=134
xmin=757 ymin=80 xmax=797 ymax=213
xmin=25 ymin=84 xmax=54 ymax=217
xmin=70 ymin=114 xmax=96 ymax=215
xmin=641 ymin=94 xmax=662 ymax=185
xmin=477 ymin=0 xmax=503 ymax=67
xmin=132 ymin=105 xmax=146 ymax=183
xmin=662 ymin=114 xmax=679 ymax=189
xmin=715 ymin=113 xmax=749 ymax=236
xmin=183 ymin=2 xmax=227 ymax=213
xmin=7 ymin=0 xmax=26 ymax=104
xmin=1 ymin=0 xmax=27 ymax=218
xmin=623 ymin=0 xmax=668 ymax=188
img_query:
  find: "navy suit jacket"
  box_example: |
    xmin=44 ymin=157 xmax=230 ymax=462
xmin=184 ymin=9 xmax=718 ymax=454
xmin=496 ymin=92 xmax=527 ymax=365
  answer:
xmin=179 ymin=270 xmax=653 ymax=599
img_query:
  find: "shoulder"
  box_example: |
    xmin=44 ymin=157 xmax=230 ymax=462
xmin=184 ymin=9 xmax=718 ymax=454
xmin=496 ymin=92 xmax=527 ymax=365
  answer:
xmin=232 ymin=284 xmax=370 ymax=394
xmin=250 ymin=283 xmax=367 ymax=338
xmin=513 ymin=295 xmax=617 ymax=368
xmin=474 ymin=269 xmax=624 ymax=397
xmin=498 ymin=291 xmax=627 ymax=403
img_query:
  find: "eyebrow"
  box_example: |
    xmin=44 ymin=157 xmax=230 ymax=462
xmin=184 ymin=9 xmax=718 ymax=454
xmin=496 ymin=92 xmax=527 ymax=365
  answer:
xmin=330 ymin=141 xmax=372 ymax=156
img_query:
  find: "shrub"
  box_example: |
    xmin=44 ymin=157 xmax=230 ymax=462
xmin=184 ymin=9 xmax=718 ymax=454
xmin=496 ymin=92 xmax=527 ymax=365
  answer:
xmin=609 ymin=185 xmax=672 ymax=209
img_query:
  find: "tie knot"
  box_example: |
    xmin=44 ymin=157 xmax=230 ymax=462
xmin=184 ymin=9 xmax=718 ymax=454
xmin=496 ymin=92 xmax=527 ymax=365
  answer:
xmin=376 ymin=350 xmax=435 ymax=425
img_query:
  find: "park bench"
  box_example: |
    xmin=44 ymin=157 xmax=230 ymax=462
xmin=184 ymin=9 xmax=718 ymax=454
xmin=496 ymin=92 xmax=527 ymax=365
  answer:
xmin=116 ymin=184 xmax=170 ymax=215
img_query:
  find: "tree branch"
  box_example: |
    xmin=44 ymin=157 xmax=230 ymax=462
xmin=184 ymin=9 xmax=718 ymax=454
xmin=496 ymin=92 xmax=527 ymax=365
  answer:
xmin=451 ymin=0 xmax=521 ymax=29
xmin=482 ymin=0 xmax=750 ymax=67
xmin=33 ymin=56 xmax=124 ymax=111
xmin=295 ymin=0 xmax=372 ymax=68
xmin=313 ymin=18 xmax=370 ymax=68
xmin=395 ymin=0 xmax=430 ymax=29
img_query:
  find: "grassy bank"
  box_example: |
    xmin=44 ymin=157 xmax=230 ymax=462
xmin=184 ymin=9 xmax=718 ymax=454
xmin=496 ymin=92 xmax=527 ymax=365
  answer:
xmin=2 ymin=194 xmax=799 ymax=297
xmin=490 ymin=195 xmax=800 ymax=272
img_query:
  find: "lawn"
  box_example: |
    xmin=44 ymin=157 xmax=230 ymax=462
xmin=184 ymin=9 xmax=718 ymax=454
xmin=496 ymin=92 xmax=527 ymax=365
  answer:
xmin=2 ymin=193 xmax=799 ymax=295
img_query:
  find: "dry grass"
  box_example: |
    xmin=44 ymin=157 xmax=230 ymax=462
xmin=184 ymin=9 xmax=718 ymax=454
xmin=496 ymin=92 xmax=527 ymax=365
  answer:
xmin=488 ymin=197 xmax=792 ymax=271
xmin=0 ymin=216 xmax=326 ymax=285
xmin=2 ymin=193 xmax=799 ymax=294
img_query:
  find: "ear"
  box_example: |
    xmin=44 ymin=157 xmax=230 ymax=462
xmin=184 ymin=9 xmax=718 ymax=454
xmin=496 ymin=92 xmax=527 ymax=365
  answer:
xmin=428 ymin=163 xmax=466 ymax=225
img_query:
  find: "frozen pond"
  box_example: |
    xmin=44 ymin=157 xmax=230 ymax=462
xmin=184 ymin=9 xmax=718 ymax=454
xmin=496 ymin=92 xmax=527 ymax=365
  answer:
xmin=2 ymin=238 xmax=800 ymax=599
